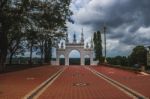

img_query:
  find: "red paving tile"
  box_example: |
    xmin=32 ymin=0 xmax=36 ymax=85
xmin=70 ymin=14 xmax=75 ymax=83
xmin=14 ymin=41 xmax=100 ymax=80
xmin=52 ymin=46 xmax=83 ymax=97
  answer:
xmin=92 ymin=65 xmax=150 ymax=98
xmin=0 ymin=65 xmax=62 ymax=99
xmin=38 ymin=66 xmax=131 ymax=99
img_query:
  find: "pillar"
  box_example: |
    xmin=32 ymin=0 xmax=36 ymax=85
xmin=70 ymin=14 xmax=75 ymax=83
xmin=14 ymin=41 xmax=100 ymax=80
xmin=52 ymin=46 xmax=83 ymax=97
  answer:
xmin=80 ymin=52 xmax=84 ymax=65
xmin=65 ymin=54 xmax=69 ymax=66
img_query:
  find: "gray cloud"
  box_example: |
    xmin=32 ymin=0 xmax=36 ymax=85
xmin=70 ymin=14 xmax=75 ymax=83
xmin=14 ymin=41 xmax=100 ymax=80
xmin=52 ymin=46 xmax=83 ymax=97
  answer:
xmin=68 ymin=0 xmax=150 ymax=56
xmin=76 ymin=0 xmax=150 ymax=28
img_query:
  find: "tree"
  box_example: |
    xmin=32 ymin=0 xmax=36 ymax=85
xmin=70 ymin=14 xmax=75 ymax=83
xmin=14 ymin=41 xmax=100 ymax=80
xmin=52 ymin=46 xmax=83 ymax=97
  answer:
xmin=0 ymin=0 xmax=31 ymax=71
xmin=0 ymin=0 xmax=72 ymax=69
xmin=37 ymin=33 xmax=45 ymax=63
xmin=93 ymin=31 xmax=103 ymax=63
xmin=33 ymin=0 xmax=72 ymax=64
xmin=107 ymin=56 xmax=129 ymax=66
xmin=44 ymin=38 xmax=52 ymax=63
xmin=130 ymin=45 xmax=147 ymax=66
xmin=26 ymin=29 xmax=38 ymax=64
xmin=148 ymin=46 xmax=150 ymax=50
xmin=7 ymin=27 xmax=24 ymax=64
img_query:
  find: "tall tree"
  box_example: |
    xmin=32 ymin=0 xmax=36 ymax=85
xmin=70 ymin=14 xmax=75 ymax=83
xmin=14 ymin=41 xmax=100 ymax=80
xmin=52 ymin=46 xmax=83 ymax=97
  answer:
xmin=7 ymin=26 xmax=24 ymax=64
xmin=93 ymin=31 xmax=103 ymax=63
xmin=0 ymin=0 xmax=72 ymax=71
xmin=26 ymin=29 xmax=38 ymax=64
xmin=34 ymin=0 xmax=72 ymax=64
xmin=0 ymin=0 xmax=31 ymax=71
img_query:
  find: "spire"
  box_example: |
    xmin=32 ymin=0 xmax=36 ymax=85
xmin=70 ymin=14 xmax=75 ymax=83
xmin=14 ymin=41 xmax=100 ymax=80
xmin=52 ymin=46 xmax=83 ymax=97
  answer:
xmin=86 ymin=43 xmax=89 ymax=48
xmin=81 ymin=28 xmax=84 ymax=43
xmin=73 ymin=32 xmax=77 ymax=43
xmin=66 ymin=32 xmax=69 ymax=43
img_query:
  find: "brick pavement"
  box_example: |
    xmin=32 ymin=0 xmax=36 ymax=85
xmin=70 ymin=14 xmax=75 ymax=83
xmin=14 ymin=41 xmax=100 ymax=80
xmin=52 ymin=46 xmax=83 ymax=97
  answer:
xmin=0 ymin=65 xmax=62 ymax=99
xmin=38 ymin=66 xmax=131 ymax=99
xmin=1 ymin=65 xmax=148 ymax=99
xmin=92 ymin=65 xmax=150 ymax=98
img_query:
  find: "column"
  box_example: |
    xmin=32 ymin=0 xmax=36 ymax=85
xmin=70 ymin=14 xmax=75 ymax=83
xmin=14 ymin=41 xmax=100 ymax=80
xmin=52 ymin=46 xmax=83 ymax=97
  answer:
xmin=65 ymin=54 xmax=69 ymax=66
xmin=80 ymin=52 xmax=84 ymax=65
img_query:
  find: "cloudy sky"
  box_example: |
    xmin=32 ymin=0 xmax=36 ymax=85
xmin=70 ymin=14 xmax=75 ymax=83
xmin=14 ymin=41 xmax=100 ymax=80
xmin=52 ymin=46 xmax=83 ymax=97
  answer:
xmin=66 ymin=0 xmax=150 ymax=57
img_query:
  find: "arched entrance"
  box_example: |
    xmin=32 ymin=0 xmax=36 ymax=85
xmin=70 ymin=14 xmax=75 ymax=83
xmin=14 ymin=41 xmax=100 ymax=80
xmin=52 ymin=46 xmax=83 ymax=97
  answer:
xmin=84 ymin=55 xmax=90 ymax=65
xmin=59 ymin=55 xmax=65 ymax=65
xmin=55 ymin=33 xmax=95 ymax=66
xmin=69 ymin=50 xmax=81 ymax=65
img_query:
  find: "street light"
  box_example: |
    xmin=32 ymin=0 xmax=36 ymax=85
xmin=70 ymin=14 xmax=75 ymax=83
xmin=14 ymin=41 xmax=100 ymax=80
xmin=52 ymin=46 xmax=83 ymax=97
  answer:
xmin=103 ymin=25 xmax=107 ymax=63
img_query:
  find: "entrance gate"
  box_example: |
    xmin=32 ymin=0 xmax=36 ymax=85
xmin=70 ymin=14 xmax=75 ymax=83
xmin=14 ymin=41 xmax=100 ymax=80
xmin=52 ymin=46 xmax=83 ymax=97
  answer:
xmin=55 ymin=32 xmax=95 ymax=66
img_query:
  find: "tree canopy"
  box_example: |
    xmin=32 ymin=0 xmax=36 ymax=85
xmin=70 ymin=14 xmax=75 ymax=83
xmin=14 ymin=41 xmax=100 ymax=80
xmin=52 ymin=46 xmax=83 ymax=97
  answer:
xmin=130 ymin=45 xmax=147 ymax=66
xmin=0 ymin=0 xmax=72 ymax=72
xmin=107 ymin=45 xmax=148 ymax=67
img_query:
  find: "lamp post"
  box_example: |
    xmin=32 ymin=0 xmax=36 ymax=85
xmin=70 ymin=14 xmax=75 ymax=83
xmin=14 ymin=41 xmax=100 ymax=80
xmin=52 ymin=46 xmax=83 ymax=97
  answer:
xmin=103 ymin=25 xmax=107 ymax=63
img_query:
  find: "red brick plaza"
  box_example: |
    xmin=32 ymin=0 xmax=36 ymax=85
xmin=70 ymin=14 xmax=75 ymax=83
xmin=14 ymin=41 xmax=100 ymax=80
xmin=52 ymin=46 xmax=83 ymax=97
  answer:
xmin=0 ymin=65 xmax=150 ymax=99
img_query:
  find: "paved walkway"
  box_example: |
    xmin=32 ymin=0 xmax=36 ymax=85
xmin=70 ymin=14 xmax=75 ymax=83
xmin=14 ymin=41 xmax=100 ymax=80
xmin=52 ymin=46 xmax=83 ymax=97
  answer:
xmin=38 ymin=66 xmax=130 ymax=99
xmin=0 ymin=65 xmax=62 ymax=99
xmin=1 ymin=65 xmax=150 ymax=99
xmin=92 ymin=66 xmax=150 ymax=98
